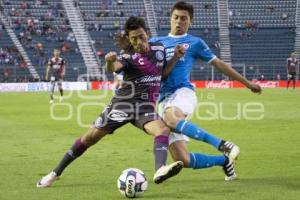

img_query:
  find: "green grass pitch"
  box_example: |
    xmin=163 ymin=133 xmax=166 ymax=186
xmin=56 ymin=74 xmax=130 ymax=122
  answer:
xmin=0 ymin=88 xmax=300 ymax=200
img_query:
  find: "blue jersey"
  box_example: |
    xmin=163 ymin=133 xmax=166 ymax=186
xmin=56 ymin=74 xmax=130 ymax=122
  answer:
xmin=150 ymin=33 xmax=216 ymax=101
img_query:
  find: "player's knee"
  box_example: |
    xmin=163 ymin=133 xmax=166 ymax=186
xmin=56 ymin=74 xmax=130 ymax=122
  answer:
xmin=159 ymin=126 xmax=170 ymax=136
xmin=82 ymin=127 xmax=107 ymax=147
xmin=164 ymin=109 xmax=185 ymax=129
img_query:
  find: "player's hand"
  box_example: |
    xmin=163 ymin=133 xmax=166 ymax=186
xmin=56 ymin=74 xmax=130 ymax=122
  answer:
xmin=105 ymin=52 xmax=118 ymax=63
xmin=45 ymin=76 xmax=48 ymax=81
xmin=248 ymin=83 xmax=262 ymax=94
xmin=174 ymin=45 xmax=185 ymax=59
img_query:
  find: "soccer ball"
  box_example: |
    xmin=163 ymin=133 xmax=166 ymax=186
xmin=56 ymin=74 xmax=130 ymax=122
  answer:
xmin=117 ymin=168 xmax=148 ymax=198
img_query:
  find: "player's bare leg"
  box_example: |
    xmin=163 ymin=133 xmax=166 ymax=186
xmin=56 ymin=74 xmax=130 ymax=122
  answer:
xmin=169 ymin=140 xmax=190 ymax=167
xmin=144 ymin=119 xmax=183 ymax=184
xmin=37 ymin=127 xmax=108 ymax=188
xmin=49 ymin=80 xmax=55 ymax=104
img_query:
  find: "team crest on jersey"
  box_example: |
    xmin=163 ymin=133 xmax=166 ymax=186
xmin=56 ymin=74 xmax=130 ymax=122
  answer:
xmin=155 ymin=51 xmax=164 ymax=61
xmin=182 ymin=43 xmax=190 ymax=49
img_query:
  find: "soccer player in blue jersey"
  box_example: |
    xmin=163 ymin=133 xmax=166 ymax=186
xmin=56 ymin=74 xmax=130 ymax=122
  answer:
xmin=37 ymin=16 xmax=185 ymax=188
xmin=150 ymin=1 xmax=262 ymax=181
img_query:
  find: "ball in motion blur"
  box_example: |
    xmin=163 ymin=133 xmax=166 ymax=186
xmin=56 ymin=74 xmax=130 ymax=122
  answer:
xmin=117 ymin=168 xmax=148 ymax=198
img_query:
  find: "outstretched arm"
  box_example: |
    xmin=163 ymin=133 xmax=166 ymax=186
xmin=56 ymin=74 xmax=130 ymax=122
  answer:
xmin=211 ymin=58 xmax=262 ymax=93
xmin=105 ymin=52 xmax=123 ymax=73
xmin=162 ymin=45 xmax=185 ymax=79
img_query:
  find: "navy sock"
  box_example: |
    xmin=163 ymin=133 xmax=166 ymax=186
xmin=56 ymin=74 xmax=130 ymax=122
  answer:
xmin=175 ymin=120 xmax=222 ymax=149
xmin=188 ymin=153 xmax=226 ymax=169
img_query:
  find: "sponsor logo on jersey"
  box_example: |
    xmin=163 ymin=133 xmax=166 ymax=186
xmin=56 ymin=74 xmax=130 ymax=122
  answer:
xmin=134 ymin=75 xmax=161 ymax=84
xmin=155 ymin=51 xmax=164 ymax=61
xmin=166 ymin=48 xmax=175 ymax=53
xmin=107 ymin=109 xmax=128 ymax=122
xmin=182 ymin=43 xmax=190 ymax=49
xmin=144 ymin=112 xmax=157 ymax=116
xmin=151 ymin=45 xmax=164 ymax=51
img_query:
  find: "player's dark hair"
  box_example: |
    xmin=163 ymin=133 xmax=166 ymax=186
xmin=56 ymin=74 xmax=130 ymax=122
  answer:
xmin=171 ymin=1 xmax=194 ymax=20
xmin=124 ymin=16 xmax=147 ymax=36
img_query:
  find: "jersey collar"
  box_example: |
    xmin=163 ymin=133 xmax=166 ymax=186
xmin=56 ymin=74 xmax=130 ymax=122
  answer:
xmin=168 ymin=33 xmax=188 ymax=38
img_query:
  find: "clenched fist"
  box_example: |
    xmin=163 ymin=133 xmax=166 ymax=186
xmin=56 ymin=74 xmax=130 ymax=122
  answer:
xmin=105 ymin=52 xmax=118 ymax=63
xmin=174 ymin=45 xmax=185 ymax=59
xmin=248 ymin=83 xmax=262 ymax=94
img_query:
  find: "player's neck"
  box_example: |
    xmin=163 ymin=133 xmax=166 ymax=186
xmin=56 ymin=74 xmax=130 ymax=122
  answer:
xmin=168 ymin=33 xmax=188 ymax=38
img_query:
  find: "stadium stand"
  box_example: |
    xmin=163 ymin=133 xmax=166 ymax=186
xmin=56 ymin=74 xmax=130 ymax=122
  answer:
xmin=0 ymin=0 xmax=297 ymax=82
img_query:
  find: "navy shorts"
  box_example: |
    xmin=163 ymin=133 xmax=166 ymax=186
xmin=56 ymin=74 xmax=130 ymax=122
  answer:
xmin=93 ymin=97 xmax=160 ymax=134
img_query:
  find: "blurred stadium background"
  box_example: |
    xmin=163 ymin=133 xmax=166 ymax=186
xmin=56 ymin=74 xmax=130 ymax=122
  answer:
xmin=0 ymin=0 xmax=298 ymax=83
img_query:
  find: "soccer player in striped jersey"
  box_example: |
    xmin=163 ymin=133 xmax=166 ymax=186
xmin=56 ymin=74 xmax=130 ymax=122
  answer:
xmin=45 ymin=49 xmax=66 ymax=104
xmin=150 ymin=1 xmax=262 ymax=181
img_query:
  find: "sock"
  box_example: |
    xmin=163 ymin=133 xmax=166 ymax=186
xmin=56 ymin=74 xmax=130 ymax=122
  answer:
xmin=175 ymin=120 xmax=222 ymax=149
xmin=188 ymin=153 xmax=226 ymax=169
xmin=153 ymin=135 xmax=169 ymax=171
xmin=53 ymin=138 xmax=88 ymax=176
xmin=59 ymin=88 xmax=63 ymax=96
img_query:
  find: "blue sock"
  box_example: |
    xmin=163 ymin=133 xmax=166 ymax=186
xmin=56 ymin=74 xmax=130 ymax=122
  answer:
xmin=175 ymin=120 xmax=222 ymax=149
xmin=188 ymin=153 xmax=226 ymax=169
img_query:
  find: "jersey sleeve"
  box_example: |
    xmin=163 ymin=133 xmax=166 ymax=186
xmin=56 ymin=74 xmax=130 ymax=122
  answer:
xmin=115 ymin=54 xmax=130 ymax=73
xmin=194 ymin=38 xmax=217 ymax=63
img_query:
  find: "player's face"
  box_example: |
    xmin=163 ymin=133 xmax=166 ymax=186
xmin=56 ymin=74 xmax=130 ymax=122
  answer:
xmin=54 ymin=50 xmax=60 ymax=58
xmin=128 ymin=27 xmax=149 ymax=54
xmin=291 ymin=53 xmax=296 ymax=58
xmin=170 ymin=9 xmax=191 ymax=35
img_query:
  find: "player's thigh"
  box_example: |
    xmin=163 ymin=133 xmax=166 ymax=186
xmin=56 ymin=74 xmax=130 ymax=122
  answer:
xmin=143 ymin=119 xmax=170 ymax=137
xmin=93 ymin=100 xmax=132 ymax=135
xmin=159 ymin=88 xmax=197 ymax=128
xmin=169 ymin=140 xmax=190 ymax=167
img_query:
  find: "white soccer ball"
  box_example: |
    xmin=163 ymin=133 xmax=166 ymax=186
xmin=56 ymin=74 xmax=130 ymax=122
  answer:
xmin=117 ymin=168 xmax=148 ymax=198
